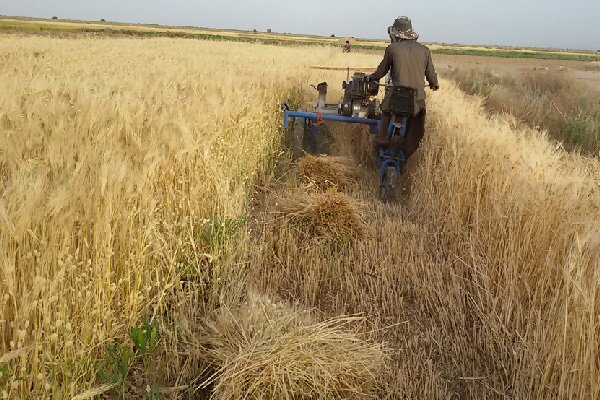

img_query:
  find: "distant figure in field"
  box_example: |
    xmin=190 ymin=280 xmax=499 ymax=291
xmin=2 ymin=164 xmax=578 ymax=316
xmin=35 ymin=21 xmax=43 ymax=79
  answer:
xmin=366 ymin=16 xmax=439 ymax=161
xmin=342 ymin=40 xmax=351 ymax=53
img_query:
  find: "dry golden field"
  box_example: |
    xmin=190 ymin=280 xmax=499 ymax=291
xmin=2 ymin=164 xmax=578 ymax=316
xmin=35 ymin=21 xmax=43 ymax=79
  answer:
xmin=3 ymin=16 xmax=600 ymax=62
xmin=1 ymin=35 xmax=599 ymax=399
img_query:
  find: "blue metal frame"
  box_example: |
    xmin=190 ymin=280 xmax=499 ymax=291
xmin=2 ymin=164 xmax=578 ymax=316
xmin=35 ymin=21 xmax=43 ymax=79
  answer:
xmin=283 ymin=110 xmax=380 ymax=134
xmin=283 ymin=110 xmax=408 ymax=198
xmin=283 ymin=109 xmax=408 ymax=193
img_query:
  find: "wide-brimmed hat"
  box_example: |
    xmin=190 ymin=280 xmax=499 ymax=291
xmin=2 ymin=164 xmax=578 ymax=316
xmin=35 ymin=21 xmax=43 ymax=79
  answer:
xmin=388 ymin=16 xmax=419 ymax=40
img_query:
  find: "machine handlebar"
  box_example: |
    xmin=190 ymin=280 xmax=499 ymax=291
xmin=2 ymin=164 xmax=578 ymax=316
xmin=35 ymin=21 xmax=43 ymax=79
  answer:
xmin=372 ymin=81 xmax=431 ymax=88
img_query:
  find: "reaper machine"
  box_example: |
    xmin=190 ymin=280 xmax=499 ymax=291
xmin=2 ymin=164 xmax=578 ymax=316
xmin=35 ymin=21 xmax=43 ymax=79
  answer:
xmin=281 ymin=70 xmax=421 ymax=201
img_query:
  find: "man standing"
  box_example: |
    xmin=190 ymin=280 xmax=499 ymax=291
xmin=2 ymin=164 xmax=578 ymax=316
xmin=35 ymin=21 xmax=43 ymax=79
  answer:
xmin=367 ymin=16 xmax=439 ymax=162
xmin=343 ymin=40 xmax=352 ymax=53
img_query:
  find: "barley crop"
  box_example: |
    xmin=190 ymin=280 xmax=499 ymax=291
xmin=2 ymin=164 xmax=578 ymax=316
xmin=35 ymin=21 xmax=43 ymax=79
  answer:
xmin=1 ymin=33 xmax=598 ymax=400
xmin=0 ymin=35 xmax=380 ymax=398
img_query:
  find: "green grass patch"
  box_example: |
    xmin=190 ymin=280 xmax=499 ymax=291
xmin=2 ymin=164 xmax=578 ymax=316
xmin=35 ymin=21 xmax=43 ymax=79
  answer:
xmin=432 ymin=48 xmax=600 ymax=62
xmin=0 ymin=20 xmax=73 ymax=31
xmin=446 ymin=68 xmax=600 ymax=155
xmin=584 ymin=61 xmax=600 ymax=71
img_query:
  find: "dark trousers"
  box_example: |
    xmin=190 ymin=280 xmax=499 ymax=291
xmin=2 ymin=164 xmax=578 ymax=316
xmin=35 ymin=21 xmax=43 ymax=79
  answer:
xmin=374 ymin=107 xmax=426 ymax=159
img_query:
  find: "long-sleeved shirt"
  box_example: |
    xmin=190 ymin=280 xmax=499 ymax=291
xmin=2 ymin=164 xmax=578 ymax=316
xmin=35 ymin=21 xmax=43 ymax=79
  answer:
xmin=371 ymin=40 xmax=439 ymax=103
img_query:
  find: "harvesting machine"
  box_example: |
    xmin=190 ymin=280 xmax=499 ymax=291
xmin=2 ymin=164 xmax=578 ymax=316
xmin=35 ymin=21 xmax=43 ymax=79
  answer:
xmin=281 ymin=68 xmax=419 ymax=201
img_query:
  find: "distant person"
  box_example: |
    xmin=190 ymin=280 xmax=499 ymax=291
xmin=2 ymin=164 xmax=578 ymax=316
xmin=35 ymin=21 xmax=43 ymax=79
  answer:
xmin=342 ymin=40 xmax=351 ymax=53
xmin=366 ymin=16 xmax=439 ymax=161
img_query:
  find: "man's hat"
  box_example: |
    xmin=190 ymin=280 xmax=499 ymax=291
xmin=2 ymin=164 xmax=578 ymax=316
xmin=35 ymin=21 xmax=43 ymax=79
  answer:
xmin=388 ymin=16 xmax=419 ymax=40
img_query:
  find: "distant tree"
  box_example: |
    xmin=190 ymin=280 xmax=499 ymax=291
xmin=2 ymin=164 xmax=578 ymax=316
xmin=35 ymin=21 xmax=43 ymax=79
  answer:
xmin=330 ymin=34 xmax=336 ymax=38
xmin=252 ymin=29 xmax=257 ymax=33
xmin=51 ymin=16 xmax=58 ymax=20
xmin=267 ymin=28 xmax=272 ymax=33
xmin=100 ymin=18 xmax=106 ymax=22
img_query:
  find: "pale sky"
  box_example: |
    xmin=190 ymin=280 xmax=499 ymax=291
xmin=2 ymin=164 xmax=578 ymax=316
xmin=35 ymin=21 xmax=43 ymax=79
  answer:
xmin=1 ymin=0 xmax=599 ymax=50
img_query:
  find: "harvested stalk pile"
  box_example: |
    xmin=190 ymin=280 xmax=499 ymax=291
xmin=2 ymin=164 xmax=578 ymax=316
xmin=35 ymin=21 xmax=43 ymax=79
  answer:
xmin=278 ymin=190 xmax=366 ymax=238
xmin=298 ymin=155 xmax=358 ymax=189
xmin=196 ymin=293 xmax=385 ymax=400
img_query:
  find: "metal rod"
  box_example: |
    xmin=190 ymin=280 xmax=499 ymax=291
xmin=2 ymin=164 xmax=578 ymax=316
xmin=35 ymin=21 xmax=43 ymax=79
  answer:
xmin=283 ymin=110 xmax=380 ymax=129
xmin=308 ymin=65 xmax=377 ymax=71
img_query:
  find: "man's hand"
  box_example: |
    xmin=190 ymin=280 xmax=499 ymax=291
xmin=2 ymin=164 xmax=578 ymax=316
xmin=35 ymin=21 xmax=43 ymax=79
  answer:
xmin=430 ymin=85 xmax=440 ymax=91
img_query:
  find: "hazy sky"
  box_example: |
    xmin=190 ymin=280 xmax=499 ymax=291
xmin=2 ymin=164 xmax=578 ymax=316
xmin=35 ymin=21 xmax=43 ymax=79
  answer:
xmin=1 ymin=0 xmax=599 ymax=50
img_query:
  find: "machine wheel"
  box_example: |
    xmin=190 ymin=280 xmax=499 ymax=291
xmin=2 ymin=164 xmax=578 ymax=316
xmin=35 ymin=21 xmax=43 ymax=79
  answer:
xmin=379 ymin=166 xmax=398 ymax=202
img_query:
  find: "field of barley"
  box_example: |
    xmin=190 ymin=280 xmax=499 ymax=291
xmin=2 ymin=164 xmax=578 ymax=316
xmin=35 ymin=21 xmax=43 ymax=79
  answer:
xmin=1 ymin=35 xmax=599 ymax=399
xmin=3 ymin=17 xmax=600 ymax=62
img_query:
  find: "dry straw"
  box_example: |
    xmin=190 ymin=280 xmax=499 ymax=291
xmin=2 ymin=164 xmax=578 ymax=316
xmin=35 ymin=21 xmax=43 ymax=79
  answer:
xmin=195 ymin=293 xmax=385 ymax=400
xmin=277 ymin=190 xmax=366 ymax=239
xmin=70 ymin=384 xmax=118 ymax=400
xmin=298 ymin=155 xmax=358 ymax=189
xmin=254 ymin=80 xmax=600 ymax=398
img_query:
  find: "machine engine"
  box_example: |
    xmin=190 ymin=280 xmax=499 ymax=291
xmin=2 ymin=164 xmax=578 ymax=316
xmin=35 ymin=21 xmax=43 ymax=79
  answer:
xmin=339 ymin=72 xmax=381 ymax=118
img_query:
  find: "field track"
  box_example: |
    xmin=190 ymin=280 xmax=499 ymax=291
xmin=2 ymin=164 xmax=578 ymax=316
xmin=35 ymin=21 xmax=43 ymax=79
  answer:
xmin=249 ymin=83 xmax=600 ymax=398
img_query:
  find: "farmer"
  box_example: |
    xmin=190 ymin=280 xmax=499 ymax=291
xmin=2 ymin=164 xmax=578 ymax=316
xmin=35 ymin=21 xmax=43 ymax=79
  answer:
xmin=342 ymin=40 xmax=351 ymax=53
xmin=366 ymin=16 xmax=439 ymax=162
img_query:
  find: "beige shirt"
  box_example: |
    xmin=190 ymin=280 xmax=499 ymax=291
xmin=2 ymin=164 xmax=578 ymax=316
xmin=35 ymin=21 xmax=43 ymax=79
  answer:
xmin=371 ymin=40 xmax=439 ymax=102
